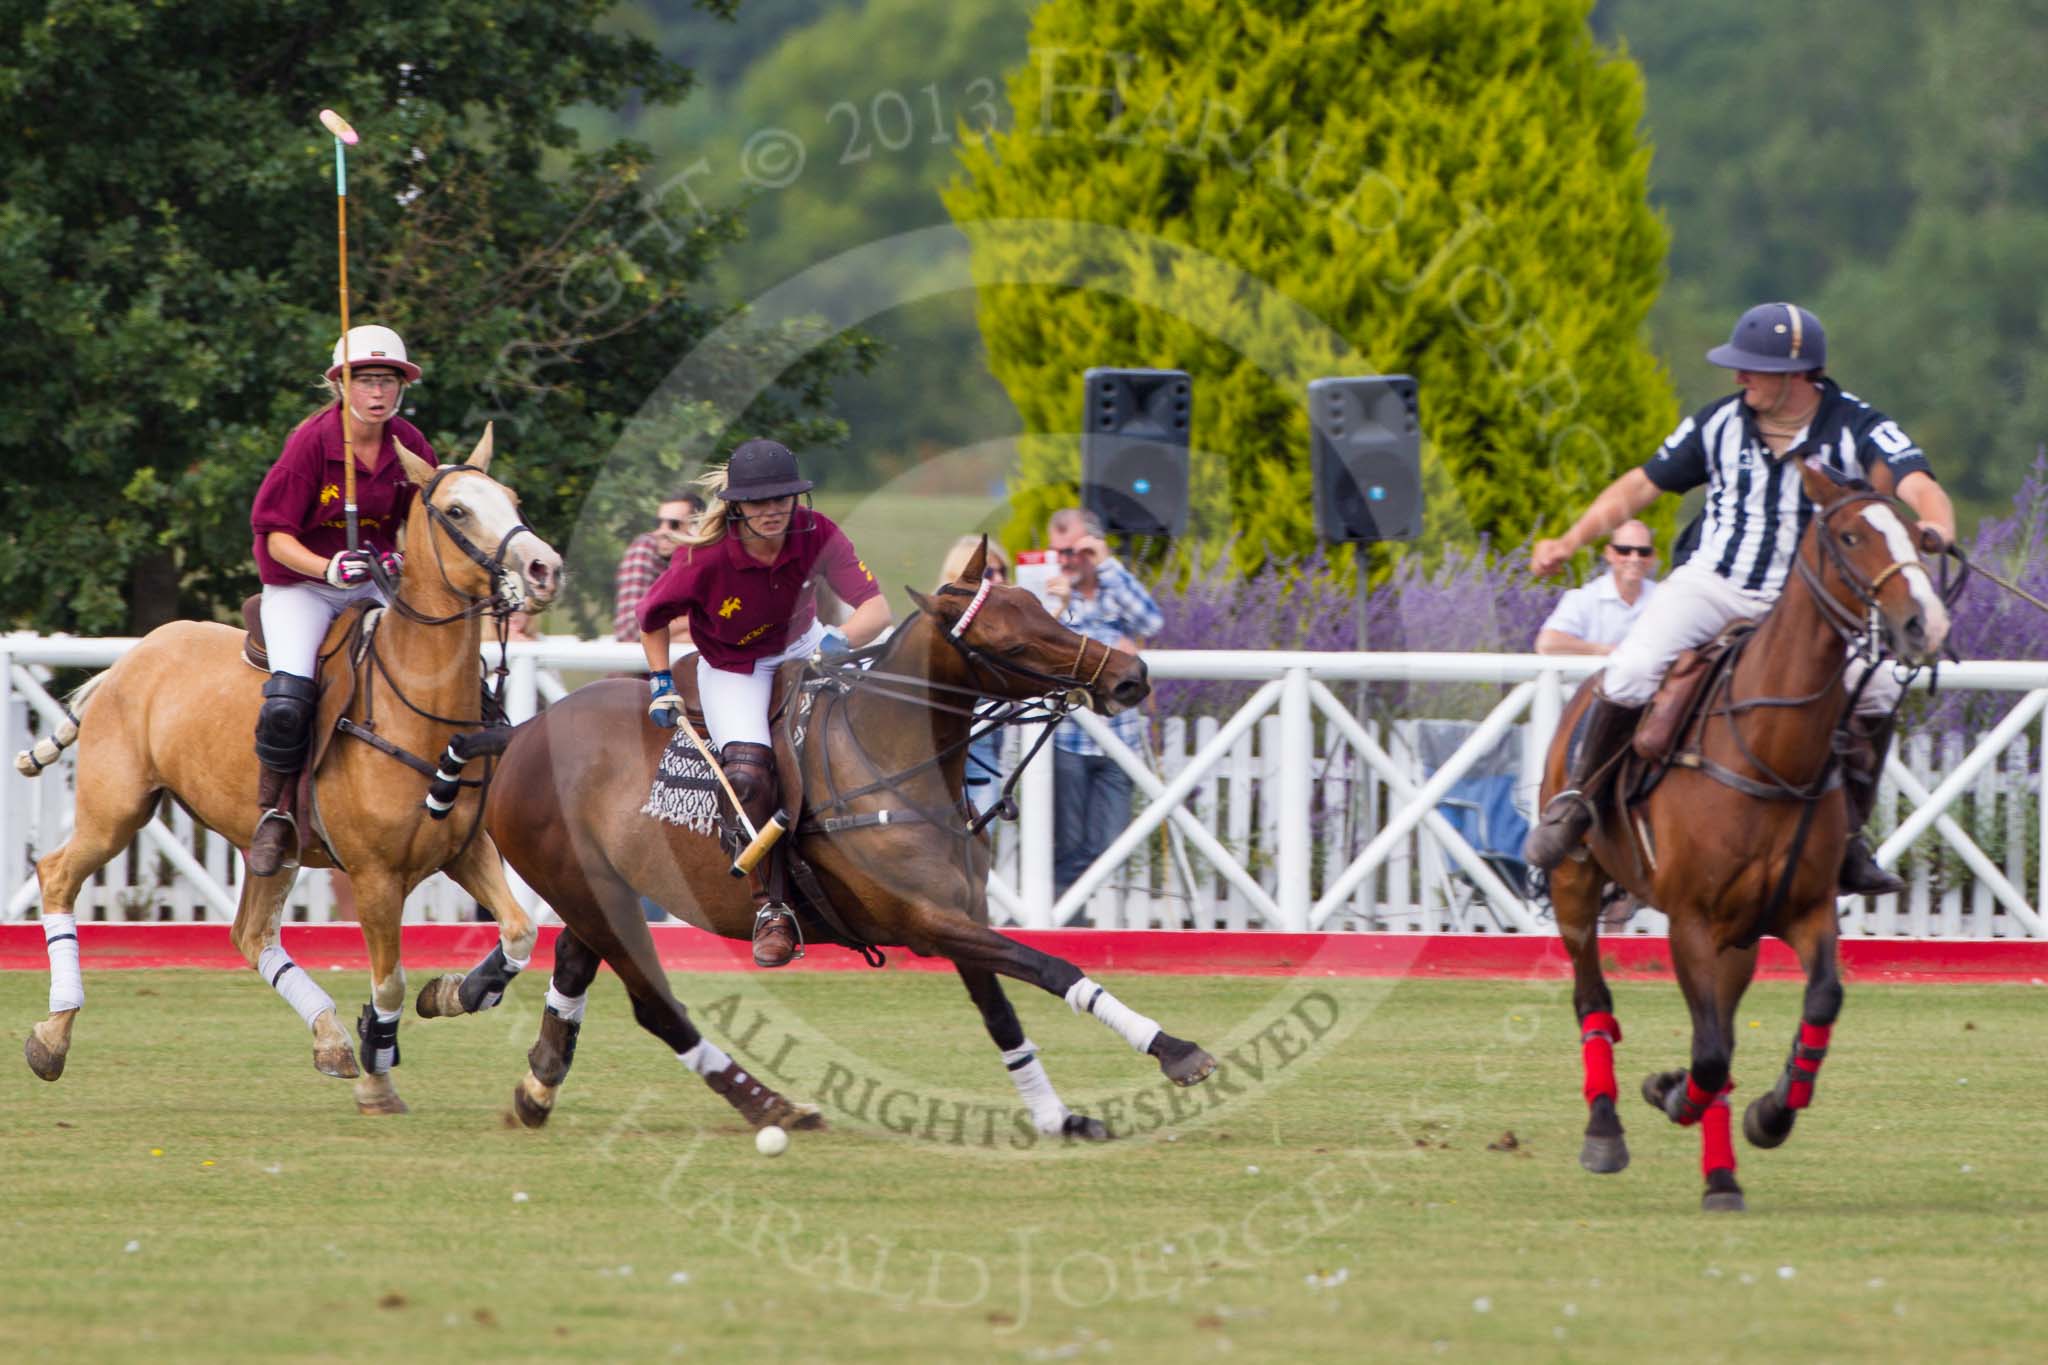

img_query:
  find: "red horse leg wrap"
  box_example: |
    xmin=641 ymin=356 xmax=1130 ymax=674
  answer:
xmin=1699 ymin=1085 xmax=1736 ymax=1178
xmin=1785 ymin=1020 xmax=1831 ymax=1110
xmin=1580 ymin=1011 xmax=1621 ymax=1106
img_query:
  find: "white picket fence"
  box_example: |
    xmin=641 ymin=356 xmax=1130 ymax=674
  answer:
xmin=5 ymin=632 xmax=2045 ymax=936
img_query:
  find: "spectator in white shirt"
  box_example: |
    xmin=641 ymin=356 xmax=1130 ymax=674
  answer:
xmin=1534 ymin=520 xmax=1659 ymax=656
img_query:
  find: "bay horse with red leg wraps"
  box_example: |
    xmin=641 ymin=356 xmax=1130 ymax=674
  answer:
xmin=18 ymin=429 xmax=563 ymax=1115
xmin=1543 ymin=459 xmax=1953 ymax=1211
xmin=474 ymin=538 xmax=1216 ymax=1137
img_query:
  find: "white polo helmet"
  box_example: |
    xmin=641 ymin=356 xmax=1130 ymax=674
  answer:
xmin=326 ymin=324 xmax=421 ymax=382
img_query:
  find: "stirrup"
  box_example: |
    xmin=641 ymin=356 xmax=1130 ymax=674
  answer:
xmin=751 ymin=903 xmax=803 ymax=968
xmin=1838 ymin=835 xmax=1904 ymax=896
xmin=1523 ymin=789 xmax=1596 ymax=869
xmin=249 ymin=808 xmax=301 ymax=876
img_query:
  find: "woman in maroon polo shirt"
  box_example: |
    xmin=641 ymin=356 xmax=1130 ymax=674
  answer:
xmin=636 ymin=439 xmax=891 ymax=966
xmin=244 ymin=324 xmax=431 ymax=876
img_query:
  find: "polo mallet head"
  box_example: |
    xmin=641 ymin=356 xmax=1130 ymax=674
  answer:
xmin=732 ymin=811 xmax=790 ymax=878
xmin=318 ymin=109 xmax=359 ymax=145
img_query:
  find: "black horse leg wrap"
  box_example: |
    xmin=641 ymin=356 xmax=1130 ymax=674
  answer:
xmin=357 ymin=1003 xmax=401 ymax=1074
xmin=457 ymin=943 xmax=520 ymax=1013
xmin=529 ymin=1008 xmax=581 ymax=1087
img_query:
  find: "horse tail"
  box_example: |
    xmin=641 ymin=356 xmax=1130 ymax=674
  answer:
xmin=13 ymin=671 xmax=108 ymax=779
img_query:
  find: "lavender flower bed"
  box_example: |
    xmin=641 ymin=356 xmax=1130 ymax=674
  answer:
xmin=1146 ymin=468 xmax=2048 ymax=733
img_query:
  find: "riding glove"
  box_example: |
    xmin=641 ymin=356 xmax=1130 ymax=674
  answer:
xmin=647 ymin=670 xmax=680 ymax=729
xmin=377 ymin=550 xmax=404 ymax=581
xmin=817 ymin=628 xmax=851 ymax=660
xmin=324 ymin=550 xmax=374 ymax=588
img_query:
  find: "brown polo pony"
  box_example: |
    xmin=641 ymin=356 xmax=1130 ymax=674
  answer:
xmin=20 ymin=429 xmax=563 ymax=1114
xmin=1545 ymin=459 xmax=1951 ymax=1211
xmin=472 ymin=538 xmax=1216 ymax=1137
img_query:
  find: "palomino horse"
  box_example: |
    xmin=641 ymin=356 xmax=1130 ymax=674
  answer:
xmin=20 ymin=429 xmax=564 ymax=1114
xmin=1544 ymin=460 xmax=1950 ymax=1211
xmin=470 ymin=538 xmax=1216 ymax=1136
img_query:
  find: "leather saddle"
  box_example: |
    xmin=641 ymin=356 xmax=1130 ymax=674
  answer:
xmin=240 ymin=592 xmax=380 ymax=867
xmin=664 ymin=653 xmax=807 ymax=736
xmin=1620 ymin=619 xmax=1759 ymax=802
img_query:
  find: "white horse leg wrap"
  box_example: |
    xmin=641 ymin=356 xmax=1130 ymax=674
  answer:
xmin=257 ymin=944 xmax=337 ymax=1030
xmin=1065 ymin=976 xmax=1162 ymax=1055
xmin=677 ymin=1038 xmax=734 ymax=1078
xmin=503 ymin=943 xmax=533 ymax=973
xmin=43 ymin=914 xmax=84 ymax=1014
xmin=544 ymin=986 xmax=587 ymax=1023
xmin=1001 ymin=1038 xmax=1072 ymax=1135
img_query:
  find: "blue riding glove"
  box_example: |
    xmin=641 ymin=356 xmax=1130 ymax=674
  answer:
xmin=817 ymin=628 xmax=851 ymax=660
xmin=647 ymin=670 xmax=680 ymax=729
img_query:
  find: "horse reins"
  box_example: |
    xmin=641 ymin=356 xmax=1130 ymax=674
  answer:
xmin=336 ymin=464 xmax=537 ymax=860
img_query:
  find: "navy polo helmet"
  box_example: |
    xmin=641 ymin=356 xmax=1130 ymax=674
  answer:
xmin=1706 ymin=302 xmax=1827 ymax=373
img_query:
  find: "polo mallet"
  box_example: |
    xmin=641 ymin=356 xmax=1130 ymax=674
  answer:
xmin=319 ymin=108 xmax=361 ymax=552
xmin=673 ymin=714 xmax=789 ymax=877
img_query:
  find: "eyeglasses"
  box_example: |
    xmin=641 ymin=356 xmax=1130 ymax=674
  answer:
xmin=1052 ymin=546 xmax=1085 ymax=559
xmin=348 ymin=373 xmax=404 ymax=391
xmin=984 ymin=566 xmax=1008 ymax=581
xmin=1609 ymin=545 xmax=1655 ymax=557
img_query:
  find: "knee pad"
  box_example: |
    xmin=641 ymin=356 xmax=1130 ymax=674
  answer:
xmin=254 ymin=672 xmax=321 ymax=772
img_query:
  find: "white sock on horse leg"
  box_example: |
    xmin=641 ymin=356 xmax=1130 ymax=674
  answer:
xmin=1001 ymin=1038 xmax=1072 ymax=1134
xmin=43 ymin=914 xmax=83 ymax=1014
xmin=1064 ymin=977 xmax=1162 ymax=1055
xmin=257 ymin=944 xmax=336 ymax=1030
xmin=502 ymin=944 xmax=533 ymax=972
xmin=676 ymin=1038 xmax=734 ymax=1078
xmin=544 ymin=986 xmax=586 ymax=1022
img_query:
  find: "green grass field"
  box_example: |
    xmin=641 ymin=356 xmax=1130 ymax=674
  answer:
xmin=3 ymin=968 xmax=2045 ymax=1362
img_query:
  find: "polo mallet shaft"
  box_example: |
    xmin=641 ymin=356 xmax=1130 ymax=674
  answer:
xmin=321 ymin=109 xmax=361 ymax=552
xmin=671 ymin=716 xmax=782 ymax=876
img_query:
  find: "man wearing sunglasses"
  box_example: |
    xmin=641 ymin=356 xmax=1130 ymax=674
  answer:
xmin=614 ymin=490 xmax=706 ymax=644
xmin=1534 ymin=520 xmax=1660 ymax=656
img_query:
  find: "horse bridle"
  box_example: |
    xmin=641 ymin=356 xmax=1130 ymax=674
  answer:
xmin=1797 ymin=484 xmax=1966 ymax=653
xmin=924 ymin=576 xmax=1116 ymax=706
xmin=376 ymin=464 xmax=540 ymax=626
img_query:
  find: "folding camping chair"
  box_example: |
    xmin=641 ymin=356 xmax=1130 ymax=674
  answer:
xmin=1409 ymin=718 xmax=1537 ymax=930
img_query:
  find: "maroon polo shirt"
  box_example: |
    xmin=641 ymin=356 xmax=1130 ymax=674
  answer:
xmin=251 ymin=406 xmax=430 ymax=585
xmin=637 ymin=511 xmax=880 ymax=672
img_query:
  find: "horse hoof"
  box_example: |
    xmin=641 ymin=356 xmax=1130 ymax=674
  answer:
xmin=353 ymin=1078 xmax=410 ymax=1116
xmin=511 ymin=1083 xmax=553 ymax=1130
xmin=1701 ymin=1168 xmax=1744 ymax=1212
xmin=1642 ymin=1069 xmax=1685 ymax=1115
xmin=1579 ymin=1134 xmax=1630 ymax=1174
xmin=1151 ymin=1034 xmax=1216 ymax=1087
xmin=766 ymin=1100 xmax=827 ymax=1133
xmin=23 ymin=1031 xmax=66 ymax=1082
xmin=313 ymin=1043 xmax=361 ymax=1079
xmin=1061 ymin=1114 xmax=1111 ymax=1142
xmin=1743 ymin=1093 xmax=1795 ymax=1149
xmin=415 ymin=975 xmax=465 ymax=1019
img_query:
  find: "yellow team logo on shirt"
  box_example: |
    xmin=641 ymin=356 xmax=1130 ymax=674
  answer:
xmin=319 ymin=483 xmax=341 ymax=506
xmin=857 ymin=559 xmax=874 ymax=581
xmin=719 ymin=596 xmax=743 ymax=618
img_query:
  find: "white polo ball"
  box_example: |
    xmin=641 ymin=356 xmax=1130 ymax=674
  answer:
xmin=755 ymin=1124 xmax=789 ymax=1157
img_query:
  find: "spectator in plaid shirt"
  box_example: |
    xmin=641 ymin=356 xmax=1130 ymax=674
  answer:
xmin=613 ymin=491 xmax=705 ymax=644
xmin=1043 ymin=508 xmax=1163 ymax=898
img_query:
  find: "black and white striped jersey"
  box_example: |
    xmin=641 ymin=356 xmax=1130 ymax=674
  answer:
xmin=1641 ymin=379 xmax=1934 ymax=596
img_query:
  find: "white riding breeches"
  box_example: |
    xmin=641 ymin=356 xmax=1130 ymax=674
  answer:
xmin=696 ymin=621 xmax=826 ymax=751
xmin=1600 ymin=561 xmax=1900 ymax=716
xmin=259 ymin=580 xmax=387 ymax=679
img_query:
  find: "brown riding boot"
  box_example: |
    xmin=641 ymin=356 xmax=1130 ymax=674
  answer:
xmin=1838 ymin=717 xmax=1906 ymax=896
xmin=248 ymin=765 xmax=301 ymax=877
xmin=721 ymin=741 xmax=801 ymax=968
xmin=1524 ymin=690 xmax=1644 ymax=870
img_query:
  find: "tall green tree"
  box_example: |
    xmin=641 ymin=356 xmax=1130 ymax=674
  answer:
xmin=0 ymin=0 xmax=871 ymax=636
xmin=945 ymin=0 xmax=1676 ymax=568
